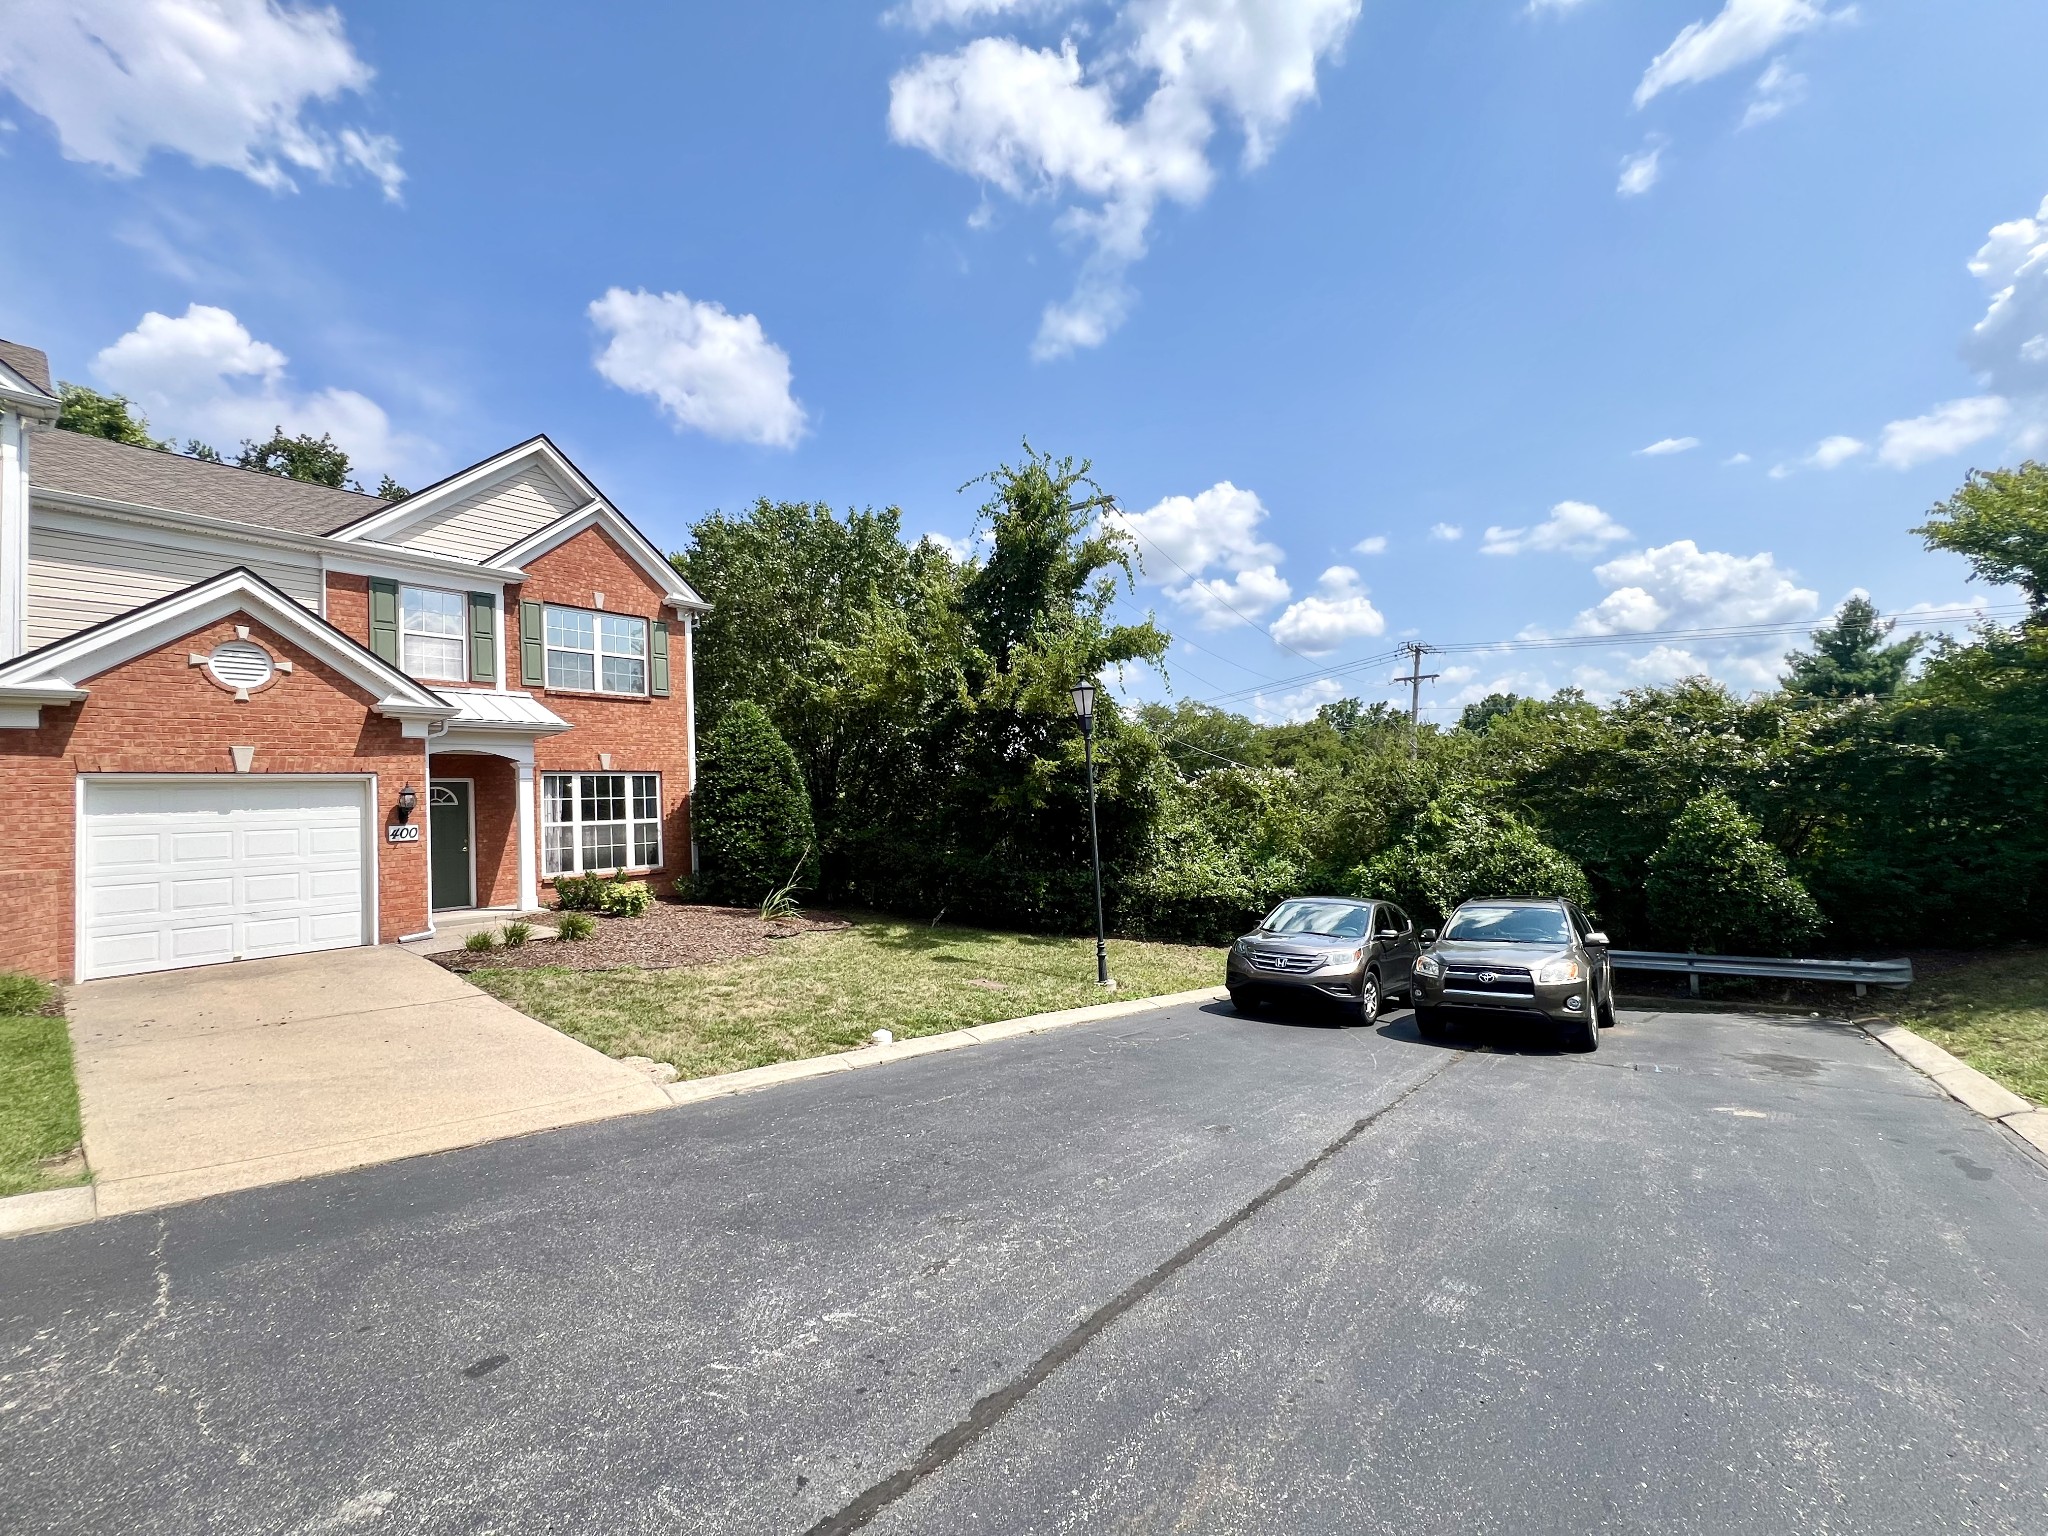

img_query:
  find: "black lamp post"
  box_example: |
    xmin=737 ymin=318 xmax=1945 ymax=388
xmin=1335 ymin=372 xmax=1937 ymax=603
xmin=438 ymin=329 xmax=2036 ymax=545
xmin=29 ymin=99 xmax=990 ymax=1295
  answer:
xmin=1071 ymin=679 xmax=1112 ymax=988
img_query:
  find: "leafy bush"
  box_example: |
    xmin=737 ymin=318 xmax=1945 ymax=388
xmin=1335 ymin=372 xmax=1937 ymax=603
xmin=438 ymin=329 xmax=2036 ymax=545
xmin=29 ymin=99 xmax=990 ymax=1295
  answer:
xmin=696 ymin=701 xmax=816 ymax=905
xmin=1356 ymin=801 xmax=1591 ymax=926
xmin=1646 ymin=790 xmax=1823 ymax=954
xmin=0 ymin=972 xmax=54 ymax=1016
xmin=597 ymin=880 xmax=655 ymax=918
xmin=556 ymin=912 xmax=596 ymax=941
xmin=500 ymin=921 xmax=532 ymax=948
xmin=462 ymin=930 xmax=497 ymax=953
xmin=552 ymin=873 xmax=609 ymax=912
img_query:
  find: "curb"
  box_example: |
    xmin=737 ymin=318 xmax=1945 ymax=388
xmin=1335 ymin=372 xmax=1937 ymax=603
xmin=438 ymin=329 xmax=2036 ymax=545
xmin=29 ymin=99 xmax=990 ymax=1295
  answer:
xmin=0 ymin=1184 xmax=97 ymax=1238
xmin=1860 ymin=1018 xmax=2048 ymax=1158
xmin=661 ymin=986 xmax=1231 ymax=1108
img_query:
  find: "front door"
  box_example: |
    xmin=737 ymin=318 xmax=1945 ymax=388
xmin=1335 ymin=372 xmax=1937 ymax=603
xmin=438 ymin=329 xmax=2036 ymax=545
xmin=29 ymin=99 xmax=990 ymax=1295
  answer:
xmin=429 ymin=780 xmax=473 ymax=910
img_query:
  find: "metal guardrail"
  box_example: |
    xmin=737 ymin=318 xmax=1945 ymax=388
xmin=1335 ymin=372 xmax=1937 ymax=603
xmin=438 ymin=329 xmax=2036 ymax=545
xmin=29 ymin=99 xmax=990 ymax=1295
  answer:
xmin=1609 ymin=950 xmax=1914 ymax=998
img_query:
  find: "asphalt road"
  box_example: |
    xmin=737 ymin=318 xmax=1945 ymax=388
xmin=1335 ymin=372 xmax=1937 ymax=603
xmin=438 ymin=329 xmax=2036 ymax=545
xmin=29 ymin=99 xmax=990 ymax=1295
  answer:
xmin=3 ymin=1000 xmax=2045 ymax=1535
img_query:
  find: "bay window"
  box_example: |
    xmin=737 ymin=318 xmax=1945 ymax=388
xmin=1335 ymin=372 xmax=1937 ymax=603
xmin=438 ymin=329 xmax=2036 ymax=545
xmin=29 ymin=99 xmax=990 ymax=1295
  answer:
xmin=543 ymin=772 xmax=663 ymax=876
xmin=545 ymin=605 xmax=647 ymax=694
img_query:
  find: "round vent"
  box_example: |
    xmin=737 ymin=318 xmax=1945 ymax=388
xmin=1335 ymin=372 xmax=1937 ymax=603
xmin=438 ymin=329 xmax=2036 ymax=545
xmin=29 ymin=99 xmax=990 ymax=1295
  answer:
xmin=207 ymin=640 xmax=275 ymax=690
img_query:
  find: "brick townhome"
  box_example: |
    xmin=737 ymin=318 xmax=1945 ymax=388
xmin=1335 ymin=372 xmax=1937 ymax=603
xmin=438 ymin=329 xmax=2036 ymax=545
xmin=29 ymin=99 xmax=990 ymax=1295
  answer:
xmin=0 ymin=337 xmax=707 ymax=982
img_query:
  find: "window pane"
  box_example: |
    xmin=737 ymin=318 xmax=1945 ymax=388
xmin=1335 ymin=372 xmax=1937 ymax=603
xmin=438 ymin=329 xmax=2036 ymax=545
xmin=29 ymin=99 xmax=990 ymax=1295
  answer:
xmin=545 ymin=607 xmax=593 ymax=651
xmin=600 ymin=615 xmax=646 ymax=656
xmin=581 ymin=774 xmax=626 ymax=822
xmin=544 ymin=826 xmax=576 ymax=876
xmin=581 ymin=823 xmax=626 ymax=872
xmin=403 ymin=587 xmax=465 ymax=637
xmin=601 ymin=655 xmax=646 ymax=694
xmin=633 ymin=822 xmax=660 ymax=867
xmin=543 ymin=774 xmax=574 ymax=825
xmin=632 ymin=775 xmax=660 ymax=820
xmin=403 ymin=633 xmax=465 ymax=679
xmin=547 ymin=649 xmax=595 ymax=691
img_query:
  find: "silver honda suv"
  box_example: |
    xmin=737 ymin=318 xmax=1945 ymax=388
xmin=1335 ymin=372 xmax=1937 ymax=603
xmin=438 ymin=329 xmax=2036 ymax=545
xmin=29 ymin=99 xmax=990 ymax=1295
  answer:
xmin=1409 ymin=897 xmax=1616 ymax=1051
xmin=1226 ymin=896 xmax=1421 ymax=1026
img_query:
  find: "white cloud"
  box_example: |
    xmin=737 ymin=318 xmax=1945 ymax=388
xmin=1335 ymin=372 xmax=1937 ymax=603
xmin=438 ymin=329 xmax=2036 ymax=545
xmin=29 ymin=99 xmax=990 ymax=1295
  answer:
xmin=1481 ymin=500 xmax=1632 ymax=558
xmin=0 ymin=0 xmax=402 ymax=198
xmin=588 ymin=287 xmax=807 ymax=449
xmin=1249 ymin=675 xmax=1345 ymax=724
xmin=888 ymin=0 xmax=1361 ymax=357
xmin=1176 ymin=564 xmax=1293 ymax=628
xmin=1635 ymin=0 xmax=1844 ymax=109
xmin=1877 ymin=396 xmax=2011 ymax=470
xmin=1570 ymin=539 xmax=1819 ymax=636
xmin=918 ymin=531 xmax=976 ymax=559
xmin=1112 ymin=480 xmax=1299 ymax=627
xmin=1352 ymin=534 xmax=1387 ymax=555
xmin=92 ymin=303 xmax=423 ymax=478
xmin=1430 ymin=522 xmax=1463 ymax=541
xmin=1617 ymin=140 xmax=1664 ymax=198
xmin=1527 ymin=0 xmax=1593 ymax=12
xmin=1724 ymin=451 xmax=1752 ymax=465
xmin=1270 ymin=565 xmax=1385 ymax=654
xmin=1807 ymin=434 xmax=1866 ymax=469
xmin=1965 ymin=193 xmax=2048 ymax=408
xmin=1637 ymin=436 xmax=1701 ymax=456
xmin=888 ymin=0 xmax=1062 ymax=27
xmin=1740 ymin=56 xmax=1807 ymax=128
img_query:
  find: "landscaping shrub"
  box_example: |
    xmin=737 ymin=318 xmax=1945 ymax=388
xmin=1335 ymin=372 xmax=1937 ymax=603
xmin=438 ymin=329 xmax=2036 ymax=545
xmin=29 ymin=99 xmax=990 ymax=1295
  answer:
xmin=1356 ymin=801 xmax=1591 ymax=926
xmin=597 ymin=879 xmax=655 ymax=918
xmin=556 ymin=912 xmax=596 ymax=941
xmin=695 ymin=701 xmax=816 ymax=905
xmin=1646 ymin=790 xmax=1824 ymax=954
xmin=552 ymin=873 xmax=608 ymax=912
xmin=501 ymin=921 xmax=532 ymax=947
xmin=463 ymin=930 xmax=497 ymax=953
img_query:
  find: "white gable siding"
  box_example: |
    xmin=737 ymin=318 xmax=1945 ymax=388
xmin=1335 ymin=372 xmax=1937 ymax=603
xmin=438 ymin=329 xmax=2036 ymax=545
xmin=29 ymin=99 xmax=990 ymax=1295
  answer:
xmin=25 ymin=515 xmax=321 ymax=648
xmin=383 ymin=465 xmax=581 ymax=561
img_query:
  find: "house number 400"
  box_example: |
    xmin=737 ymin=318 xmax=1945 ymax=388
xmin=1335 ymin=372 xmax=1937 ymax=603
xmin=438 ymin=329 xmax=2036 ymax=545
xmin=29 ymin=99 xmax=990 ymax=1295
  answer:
xmin=387 ymin=824 xmax=422 ymax=843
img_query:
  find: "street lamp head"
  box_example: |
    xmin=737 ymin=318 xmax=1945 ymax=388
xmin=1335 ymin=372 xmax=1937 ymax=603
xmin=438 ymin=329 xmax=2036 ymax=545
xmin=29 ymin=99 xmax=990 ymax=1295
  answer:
xmin=1070 ymin=679 xmax=1098 ymax=725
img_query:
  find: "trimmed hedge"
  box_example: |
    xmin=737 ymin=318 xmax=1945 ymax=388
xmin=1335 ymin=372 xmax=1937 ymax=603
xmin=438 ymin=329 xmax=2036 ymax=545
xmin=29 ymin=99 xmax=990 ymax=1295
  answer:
xmin=695 ymin=702 xmax=816 ymax=905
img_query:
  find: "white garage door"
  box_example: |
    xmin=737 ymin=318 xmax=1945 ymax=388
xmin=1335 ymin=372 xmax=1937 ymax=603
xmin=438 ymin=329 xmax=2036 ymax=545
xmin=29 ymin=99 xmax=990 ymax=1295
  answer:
xmin=80 ymin=778 xmax=371 ymax=980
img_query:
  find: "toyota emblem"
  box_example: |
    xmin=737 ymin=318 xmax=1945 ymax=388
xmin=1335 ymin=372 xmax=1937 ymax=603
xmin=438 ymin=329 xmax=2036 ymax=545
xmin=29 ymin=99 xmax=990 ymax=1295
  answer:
xmin=1479 ymin=970 xmax=1496 ymax=984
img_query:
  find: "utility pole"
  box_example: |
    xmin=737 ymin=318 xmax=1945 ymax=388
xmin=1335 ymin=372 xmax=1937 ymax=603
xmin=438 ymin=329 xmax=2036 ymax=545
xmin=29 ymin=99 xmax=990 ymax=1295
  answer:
xmin=1393 ymin=642 xmax=1440 ymax=758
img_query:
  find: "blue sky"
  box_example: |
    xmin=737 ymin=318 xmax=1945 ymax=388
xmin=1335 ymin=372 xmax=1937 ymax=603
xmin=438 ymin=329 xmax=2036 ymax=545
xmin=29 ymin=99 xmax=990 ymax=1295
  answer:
xmin=4 ymin=1 xmax=2047 ymax=719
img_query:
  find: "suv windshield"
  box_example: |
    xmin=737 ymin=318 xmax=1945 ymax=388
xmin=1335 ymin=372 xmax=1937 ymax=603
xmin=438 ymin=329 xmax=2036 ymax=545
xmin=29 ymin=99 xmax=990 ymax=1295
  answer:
xmin=1262 ymin=900 xmax=1369 ymax=939
xmin=1443 ymin=905 xmax=1572 ymax=945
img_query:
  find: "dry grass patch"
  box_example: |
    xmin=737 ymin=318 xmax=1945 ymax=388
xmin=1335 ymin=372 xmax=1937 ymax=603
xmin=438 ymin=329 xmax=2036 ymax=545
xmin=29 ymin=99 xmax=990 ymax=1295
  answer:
xmin=464 ymin=917 xmax=1223 ymax=1082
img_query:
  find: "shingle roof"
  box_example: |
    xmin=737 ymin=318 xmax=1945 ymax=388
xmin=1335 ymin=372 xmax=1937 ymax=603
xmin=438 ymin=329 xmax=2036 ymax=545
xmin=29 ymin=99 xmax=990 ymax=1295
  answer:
xmin=0 ymin=339 xmax=54 ymax=396
xmin=29 ymin=428 xmax=383 ymax=536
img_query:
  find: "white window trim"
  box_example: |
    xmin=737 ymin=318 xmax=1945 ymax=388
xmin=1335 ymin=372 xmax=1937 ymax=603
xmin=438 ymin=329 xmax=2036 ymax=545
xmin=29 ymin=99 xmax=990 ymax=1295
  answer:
xmin=400 ymin=584 xmax=468 ymax=682
xmin=542 ymin=771 xmax=663 ymax=877
xmin=543 ymin=603 xmax=648 ymax=696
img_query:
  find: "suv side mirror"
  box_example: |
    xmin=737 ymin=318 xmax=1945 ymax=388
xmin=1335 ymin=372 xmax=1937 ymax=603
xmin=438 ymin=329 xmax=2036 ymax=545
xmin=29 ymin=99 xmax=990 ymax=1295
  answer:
xmin=1376 ymin=927 xmax=1400 ymax=941
xmin=1419 ymin=929 xmax=1438 ymax=945
xmin=1584 ymin=931 xmax=1611 ymax=948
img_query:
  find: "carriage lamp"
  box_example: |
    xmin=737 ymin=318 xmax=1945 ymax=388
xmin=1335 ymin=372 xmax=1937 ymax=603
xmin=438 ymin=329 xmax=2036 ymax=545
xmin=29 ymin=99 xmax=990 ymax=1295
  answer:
xmin=395 ymin=783 xmax=419 ymax=823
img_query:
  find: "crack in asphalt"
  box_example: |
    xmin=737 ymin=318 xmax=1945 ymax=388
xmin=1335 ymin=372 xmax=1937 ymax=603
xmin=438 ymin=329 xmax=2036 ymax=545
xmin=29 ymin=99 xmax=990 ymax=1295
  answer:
xmin=801 ymin=1050 xmax=1464 ymax=1536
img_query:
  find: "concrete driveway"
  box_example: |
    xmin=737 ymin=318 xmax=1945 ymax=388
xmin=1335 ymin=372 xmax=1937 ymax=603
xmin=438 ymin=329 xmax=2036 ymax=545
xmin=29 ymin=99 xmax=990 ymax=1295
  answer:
xmin=65 ymin=946 xmax=669 ymax=1215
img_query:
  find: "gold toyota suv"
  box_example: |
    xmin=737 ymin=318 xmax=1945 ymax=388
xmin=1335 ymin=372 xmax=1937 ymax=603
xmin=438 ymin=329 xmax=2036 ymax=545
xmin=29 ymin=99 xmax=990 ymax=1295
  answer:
xmin=1409 ymin=897 xmax=1616 ymax=1051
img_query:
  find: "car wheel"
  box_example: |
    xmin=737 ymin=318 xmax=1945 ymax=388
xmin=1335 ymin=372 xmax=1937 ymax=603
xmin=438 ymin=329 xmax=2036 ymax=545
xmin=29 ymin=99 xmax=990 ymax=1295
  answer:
xmin=1414 ymin=1005 xmax=1449 ymax=1040
xmin=1351 ymin=971 xmax=1382 ymax=1028
xmin=1596 ymin=982 xmax=1618 ymax=1030
xmin=1562 ymin=1010 xmax=1599 ymax=1052
xmin=1228 ymin=987 xmax=1258 ymax=1015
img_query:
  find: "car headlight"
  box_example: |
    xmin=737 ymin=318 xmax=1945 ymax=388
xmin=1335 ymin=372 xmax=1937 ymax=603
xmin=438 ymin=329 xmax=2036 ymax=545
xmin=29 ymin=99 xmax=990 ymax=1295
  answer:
xmin=1537 ymin=957 xmax=1582 ymax=985
xmin=1321 ymin=946 xmax=1364 ymax=970
xmin=1413 ymin=953 xmax=1443 ymax=979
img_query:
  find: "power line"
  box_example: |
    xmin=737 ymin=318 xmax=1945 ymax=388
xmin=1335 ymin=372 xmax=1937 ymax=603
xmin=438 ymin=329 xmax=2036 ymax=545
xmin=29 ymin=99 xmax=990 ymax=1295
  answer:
xmin=1392 ymin=641 xmax=1441 ymax=759
xmin=1102 ymin=502 xmax=1328 ymax=665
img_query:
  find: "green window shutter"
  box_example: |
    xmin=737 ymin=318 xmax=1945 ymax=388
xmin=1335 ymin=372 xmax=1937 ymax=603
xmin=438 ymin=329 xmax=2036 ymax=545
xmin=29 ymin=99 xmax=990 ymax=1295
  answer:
xmin=650 ymin=620 xmax=670 ymax=697
xmin=469 ymin=593 xmax=497 ymax=683
xmin=519 ymin=600 xmax=545 ymax=688
xmin=368 ymin=578 xmax=399 ymax=665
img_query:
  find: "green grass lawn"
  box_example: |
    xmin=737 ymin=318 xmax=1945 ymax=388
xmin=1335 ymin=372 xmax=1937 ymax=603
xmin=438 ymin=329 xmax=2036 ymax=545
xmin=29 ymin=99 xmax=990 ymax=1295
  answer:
xmin=465 ymin=917 xmax=1225 ymax=1082
xmin=0 ymin=974 xmax=88 ymax=1199
xmin=1899 ymin=948 xmax=2048 ymax=1106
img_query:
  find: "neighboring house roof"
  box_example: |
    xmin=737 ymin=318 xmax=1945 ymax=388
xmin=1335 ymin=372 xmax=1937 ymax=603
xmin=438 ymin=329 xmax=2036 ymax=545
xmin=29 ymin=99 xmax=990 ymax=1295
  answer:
xmin=0 ymin=339 xmax=54 ymax=395
xmin=30 ymin=429 xmax=382 ymax=536
xmin=0 ymin=566 xmax=458 ymax=733
xmin=0 ymin=339 xmax=59 ymax=418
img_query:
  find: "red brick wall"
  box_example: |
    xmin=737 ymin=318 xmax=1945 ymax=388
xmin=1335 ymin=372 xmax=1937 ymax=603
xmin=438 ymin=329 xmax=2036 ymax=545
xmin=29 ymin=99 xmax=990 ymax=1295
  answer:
xmin=0 ymin=612 xmax=429 ymax=981
xmin=325 ymin=571 xmax=369 ymax=648
xmin=509 ymin=527 xmax=694 ymax=894
xmin=429 ymin=753 xmax=519 ymax=908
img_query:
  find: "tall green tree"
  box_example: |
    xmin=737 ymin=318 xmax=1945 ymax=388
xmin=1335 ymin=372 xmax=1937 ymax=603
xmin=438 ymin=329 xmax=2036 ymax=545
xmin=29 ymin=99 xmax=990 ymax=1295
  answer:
xmin=237 ymin=428 xmax=353 ymax=488
xmin=693 ymin=703 xmax=816 ymax=905
xmin=55 ymin=384 xmax=166 ymax=449
xmin=1781 ymin=596 xmax=1923 ymax=698
xmin=1645 ymin=790 xmax=1823 ymax=954
xmin=1916 ymin=461 xmax=2048 ymax=612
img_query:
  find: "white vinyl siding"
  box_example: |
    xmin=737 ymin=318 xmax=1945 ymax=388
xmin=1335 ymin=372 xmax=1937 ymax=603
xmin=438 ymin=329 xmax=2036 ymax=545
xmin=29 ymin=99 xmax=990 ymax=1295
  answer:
xmin=25 ymin=516 xmax=321 ymax=648
xmin=542 ymin=772 xmax=662 ymax=876
xmin=382 ymin=464 xmax=581 ymax=561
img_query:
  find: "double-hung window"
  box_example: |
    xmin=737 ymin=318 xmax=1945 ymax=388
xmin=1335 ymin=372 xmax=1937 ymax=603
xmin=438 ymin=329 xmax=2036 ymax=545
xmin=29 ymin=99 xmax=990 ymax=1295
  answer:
xmin=544 ymin=606 xmax=647 ymax=694
xmin=542 ymin=772 xmax=662 ymax=876
xmin=400 ymin=586 xmax=466 ymax=680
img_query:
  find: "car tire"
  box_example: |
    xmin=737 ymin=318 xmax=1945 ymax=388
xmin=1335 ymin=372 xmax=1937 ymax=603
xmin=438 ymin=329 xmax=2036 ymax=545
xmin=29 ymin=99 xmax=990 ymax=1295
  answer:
xmin=1414 ymin=1005 xmax=1449 ymax=1040
xmin=1352 ymin=971 xmax=1382 ymax=1028
xmin=1562 ymin=1011 xmax=1600 ymax=1052
xmin=1596 ymin=983 xmax=1618 ymax=1030
xmin=1228 ymin=987 xmax=1258 ymax=1015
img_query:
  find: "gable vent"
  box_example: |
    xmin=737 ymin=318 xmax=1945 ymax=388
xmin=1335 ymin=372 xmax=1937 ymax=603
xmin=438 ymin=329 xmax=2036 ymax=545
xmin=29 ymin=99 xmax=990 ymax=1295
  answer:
xmin=207 ymin=640 xmax=275 ymax=690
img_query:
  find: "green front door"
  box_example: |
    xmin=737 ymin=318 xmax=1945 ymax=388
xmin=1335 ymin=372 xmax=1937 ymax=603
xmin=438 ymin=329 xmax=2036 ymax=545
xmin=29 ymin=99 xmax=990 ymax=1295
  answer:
xmin=429 ymin=780 xmax=473 ymax=910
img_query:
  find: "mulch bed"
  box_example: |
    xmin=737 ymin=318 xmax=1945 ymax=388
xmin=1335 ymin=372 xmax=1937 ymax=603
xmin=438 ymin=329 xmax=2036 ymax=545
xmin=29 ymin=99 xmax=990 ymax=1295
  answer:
xmin=431 ymin=901 xmax=851 ymax=974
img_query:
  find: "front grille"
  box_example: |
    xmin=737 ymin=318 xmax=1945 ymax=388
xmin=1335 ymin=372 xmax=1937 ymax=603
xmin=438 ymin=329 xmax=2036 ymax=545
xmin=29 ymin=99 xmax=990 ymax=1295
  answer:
xmin=1252 ymin=951 xmax=1322 ymax=975
xmin=1444 ymin=964 xmax=1534 ymax=996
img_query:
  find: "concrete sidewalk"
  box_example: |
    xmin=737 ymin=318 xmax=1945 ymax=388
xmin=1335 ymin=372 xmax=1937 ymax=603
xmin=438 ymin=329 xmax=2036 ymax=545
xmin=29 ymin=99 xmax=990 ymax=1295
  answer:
xmin=66 ymin=947 xmax=670 ymax=1216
